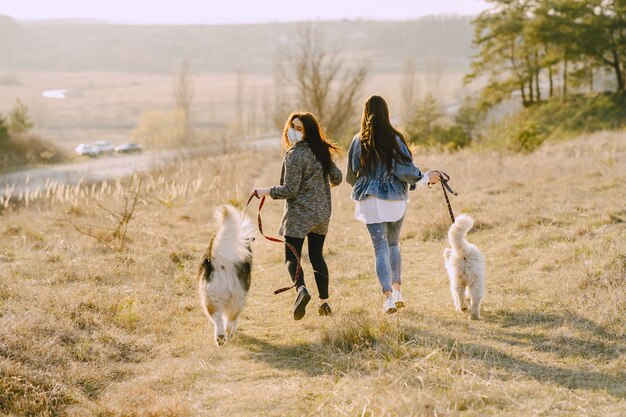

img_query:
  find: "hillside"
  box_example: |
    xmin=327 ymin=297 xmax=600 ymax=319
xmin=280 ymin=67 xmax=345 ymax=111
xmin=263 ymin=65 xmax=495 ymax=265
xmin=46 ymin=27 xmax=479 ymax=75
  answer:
xmin=0 ymin=16 xmax=474 ymax=74
xmin=483 ymin=93 xmax=626 ymax=151
xmin=0 ymin=132 xmax=624 ymax=416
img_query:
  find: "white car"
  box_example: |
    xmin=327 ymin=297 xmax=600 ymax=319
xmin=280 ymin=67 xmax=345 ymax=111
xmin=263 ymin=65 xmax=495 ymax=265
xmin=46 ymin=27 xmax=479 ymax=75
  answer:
xmin=114 ymin=143 xmax=143 ymax=154
xmin=75 ymin=143 xmax=100 ymax=157
xmin=93 ymin=140 xmax=115 ymax=155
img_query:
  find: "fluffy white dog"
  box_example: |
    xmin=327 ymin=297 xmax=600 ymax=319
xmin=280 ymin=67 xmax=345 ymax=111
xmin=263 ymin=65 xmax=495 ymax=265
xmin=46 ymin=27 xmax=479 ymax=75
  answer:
xmin=443 ymin=214 xmax=485 ymax=320
xmin=198 ymin=205 xmax=254 ymax=346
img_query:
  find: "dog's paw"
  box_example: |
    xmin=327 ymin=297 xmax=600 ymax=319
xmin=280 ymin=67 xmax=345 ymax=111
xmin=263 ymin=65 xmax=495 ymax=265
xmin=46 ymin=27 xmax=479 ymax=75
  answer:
xmin=215 ymin=334 xmax=226 ymax=346
xmin=469 ymin=304 xmax=481 ymax=320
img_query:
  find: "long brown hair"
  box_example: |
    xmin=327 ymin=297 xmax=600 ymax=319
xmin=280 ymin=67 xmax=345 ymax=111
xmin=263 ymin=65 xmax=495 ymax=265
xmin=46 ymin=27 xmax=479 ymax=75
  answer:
xmin=359 ymin=95 xmax=412 ymax=172
xmin=282 ymin=112 xmax=339 ymax=174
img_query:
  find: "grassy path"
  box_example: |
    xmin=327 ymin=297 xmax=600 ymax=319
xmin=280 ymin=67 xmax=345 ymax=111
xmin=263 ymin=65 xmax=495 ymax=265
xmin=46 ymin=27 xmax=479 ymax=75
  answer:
xmin=0 ymin=133 xmax=624 ymax=416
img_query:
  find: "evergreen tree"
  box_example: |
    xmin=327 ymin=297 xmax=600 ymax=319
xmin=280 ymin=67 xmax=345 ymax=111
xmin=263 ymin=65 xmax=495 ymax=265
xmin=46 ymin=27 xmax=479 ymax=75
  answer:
xmin=0 ymin=114 xmax=9 ymax=143
xmin=467 ymin=0 xmax=626 ymax=110
xmin=466 ymin=0 xmax=533 ymax=108
xmin=579 ymin=0 xmax=626 ymax=91
xmin=8 ymin=99 xmax=34 ymax=134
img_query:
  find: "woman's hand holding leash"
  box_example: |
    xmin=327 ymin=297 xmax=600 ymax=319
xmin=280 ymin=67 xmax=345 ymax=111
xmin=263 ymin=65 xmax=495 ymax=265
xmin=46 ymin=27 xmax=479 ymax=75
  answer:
xmin=253 ymin=188 xmax=271 ymax=198
xmin=428 ymin=170 xmax=458 ymax=223
xmin=244 ymin=187 xmax=301 ymax=295
xmin=426 ymin=170 xmax=441 ymax=185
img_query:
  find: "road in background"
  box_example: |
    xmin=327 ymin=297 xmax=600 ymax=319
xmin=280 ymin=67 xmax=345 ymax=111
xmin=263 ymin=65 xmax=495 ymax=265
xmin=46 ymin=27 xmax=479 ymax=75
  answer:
xmin=0 ymin=134 xmax=281 ymax=194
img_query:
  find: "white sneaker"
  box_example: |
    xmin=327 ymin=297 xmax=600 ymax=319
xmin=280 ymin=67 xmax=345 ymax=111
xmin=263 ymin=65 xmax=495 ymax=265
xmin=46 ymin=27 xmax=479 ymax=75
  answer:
xmin=383 ymin=297 xmax=397 ymax=314
xmin=392 ymin=290 xmax=405 ymax=308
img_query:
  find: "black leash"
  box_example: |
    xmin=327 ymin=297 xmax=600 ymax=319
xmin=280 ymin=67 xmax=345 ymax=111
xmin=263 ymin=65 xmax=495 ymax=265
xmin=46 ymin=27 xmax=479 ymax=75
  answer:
xmin=428 ymin=170 xmax=457 ymax=224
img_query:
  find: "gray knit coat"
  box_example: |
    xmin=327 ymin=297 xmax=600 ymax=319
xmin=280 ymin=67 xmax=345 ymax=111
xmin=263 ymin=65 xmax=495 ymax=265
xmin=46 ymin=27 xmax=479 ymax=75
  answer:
xmin=269 ymin=141 xmax=343 ymax=238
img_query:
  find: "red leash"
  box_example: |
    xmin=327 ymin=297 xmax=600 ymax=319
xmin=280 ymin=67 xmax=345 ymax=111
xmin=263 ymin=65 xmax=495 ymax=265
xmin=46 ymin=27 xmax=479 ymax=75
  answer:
xmin=427 ymin=170 xmax=458 ymax=224
xmin=243 ymin=192 xmax=300 ymax=294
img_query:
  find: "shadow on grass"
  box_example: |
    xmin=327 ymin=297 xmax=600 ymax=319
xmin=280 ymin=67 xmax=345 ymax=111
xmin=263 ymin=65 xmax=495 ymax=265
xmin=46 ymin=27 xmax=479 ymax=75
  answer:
xmin=236 ymin=310 xmax=625 ymax=397
xmin=410 ymin=325 xmax=626 ymax=398
xmin=486 ymin=309 xmax=617 ymax=338
xmin=235 ymin=333 xmax=333 ymax=377
xmin=482 ymin=309 xmax=625 ymax=360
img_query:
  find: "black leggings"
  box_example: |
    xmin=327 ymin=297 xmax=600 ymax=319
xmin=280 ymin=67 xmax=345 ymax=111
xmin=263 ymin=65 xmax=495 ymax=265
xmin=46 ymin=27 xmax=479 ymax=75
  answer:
xmin=285 ymin=233 xmax=329 ymax=299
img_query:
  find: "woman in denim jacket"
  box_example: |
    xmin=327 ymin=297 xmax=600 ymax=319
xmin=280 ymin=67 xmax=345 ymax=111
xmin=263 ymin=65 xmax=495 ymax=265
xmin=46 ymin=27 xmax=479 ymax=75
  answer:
xmin=347 ymin=95 xmax=440 ymax=314
xmin=255 ymin=112 xmax=343 ymax=320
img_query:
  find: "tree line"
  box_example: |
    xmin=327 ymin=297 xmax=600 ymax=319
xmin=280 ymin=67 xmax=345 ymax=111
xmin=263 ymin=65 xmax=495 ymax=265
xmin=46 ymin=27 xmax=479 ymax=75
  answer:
xmin=467 ymin=0 xmax=626 ymax=109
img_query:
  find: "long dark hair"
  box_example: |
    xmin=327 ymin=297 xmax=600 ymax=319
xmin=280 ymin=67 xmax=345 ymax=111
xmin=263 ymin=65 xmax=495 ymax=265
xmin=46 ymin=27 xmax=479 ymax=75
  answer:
xmin=359 ymin=95 xmax=412 ymax=172
xmin=282 ymin=112 xmax=339 ymax=174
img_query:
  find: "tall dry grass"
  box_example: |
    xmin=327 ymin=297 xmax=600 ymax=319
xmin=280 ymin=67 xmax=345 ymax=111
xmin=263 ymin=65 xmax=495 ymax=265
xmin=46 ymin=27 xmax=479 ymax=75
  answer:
xmin=0 ymin=132 xmax=624 ymax=416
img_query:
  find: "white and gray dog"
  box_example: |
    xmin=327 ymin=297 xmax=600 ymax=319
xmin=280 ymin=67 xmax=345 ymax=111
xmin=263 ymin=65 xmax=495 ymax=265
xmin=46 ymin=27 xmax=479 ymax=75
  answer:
xmin=443 ymin=214 xmax=485 ymax=320
xmin=198 ymin=205 xmax=254 ymax=346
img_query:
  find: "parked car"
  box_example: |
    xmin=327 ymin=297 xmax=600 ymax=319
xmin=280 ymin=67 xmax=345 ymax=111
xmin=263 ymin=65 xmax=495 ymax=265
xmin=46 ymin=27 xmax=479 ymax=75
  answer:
xmin=93 ymin=140 xmax=115 ymax=155
xmin=114 ymin=143 xmax=143 ymax=154
xmin=75 ymin=143 xmax=100 ymax=157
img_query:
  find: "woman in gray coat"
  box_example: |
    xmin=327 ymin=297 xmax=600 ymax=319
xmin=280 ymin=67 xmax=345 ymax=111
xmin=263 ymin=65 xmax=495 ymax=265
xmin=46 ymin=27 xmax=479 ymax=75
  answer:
xmin=255 ymin=112 xmax=342 ymax=320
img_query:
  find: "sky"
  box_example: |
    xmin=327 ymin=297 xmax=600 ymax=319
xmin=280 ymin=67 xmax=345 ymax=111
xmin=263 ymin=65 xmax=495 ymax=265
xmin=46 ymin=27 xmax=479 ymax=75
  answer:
xmin=0 ymin=0 xmax=490 ymax=24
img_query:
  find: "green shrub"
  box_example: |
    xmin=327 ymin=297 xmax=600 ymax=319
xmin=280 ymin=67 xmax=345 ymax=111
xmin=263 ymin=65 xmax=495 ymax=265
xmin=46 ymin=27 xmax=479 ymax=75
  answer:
xmin=509 ymin=121 xmax=545 ymax=153
xmin=405 ymin=95 xmax=480 ymax=151
xmin=435 ymin=125 xmax=472 ymax=150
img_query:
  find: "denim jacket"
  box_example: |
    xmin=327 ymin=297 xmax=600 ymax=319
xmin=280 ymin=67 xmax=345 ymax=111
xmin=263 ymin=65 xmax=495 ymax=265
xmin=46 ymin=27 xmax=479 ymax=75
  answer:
xmin=346 ymin=134 xmax=423 ymax=201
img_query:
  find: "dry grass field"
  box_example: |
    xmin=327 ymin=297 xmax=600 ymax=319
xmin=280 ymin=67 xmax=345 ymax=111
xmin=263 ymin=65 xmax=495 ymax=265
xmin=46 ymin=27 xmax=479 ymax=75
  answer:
xmin=0 ymin=70 xmax=469 ymax=150
xmin=0 ymin=132 xmax=624 ymax=416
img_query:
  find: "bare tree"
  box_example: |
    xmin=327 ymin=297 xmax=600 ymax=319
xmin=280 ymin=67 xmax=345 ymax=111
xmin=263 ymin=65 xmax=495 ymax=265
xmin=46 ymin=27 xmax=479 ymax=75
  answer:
xmin=234 ymin=69 xmax=246 ymax=138
xmin=401 ymin=58 xmax=419 ymax=123
xmin=275 ymin=25 xmax=369 ymax=141
xmin=424 ymin=57 xmax=444 ymax=98
xmin=174 ymin=61 xmax=194 ymax=143
xmin=271 ymin=54 xmax=292 ymax=132
xmin=248 ymin=83 xmax=257 ymax=136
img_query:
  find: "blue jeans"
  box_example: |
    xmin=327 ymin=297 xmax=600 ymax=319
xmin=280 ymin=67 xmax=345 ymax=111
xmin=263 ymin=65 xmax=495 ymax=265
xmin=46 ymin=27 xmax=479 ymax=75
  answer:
xmin=365 ymin=216 xmax=404 ymax=293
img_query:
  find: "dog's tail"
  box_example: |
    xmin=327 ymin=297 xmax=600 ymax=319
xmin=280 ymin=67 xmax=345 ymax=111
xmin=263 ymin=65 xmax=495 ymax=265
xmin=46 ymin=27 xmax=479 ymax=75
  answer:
xmin=448 ymin=213 xmax=474 ymax=254
xmin=210 ymin=205 xmax=254 ymax=266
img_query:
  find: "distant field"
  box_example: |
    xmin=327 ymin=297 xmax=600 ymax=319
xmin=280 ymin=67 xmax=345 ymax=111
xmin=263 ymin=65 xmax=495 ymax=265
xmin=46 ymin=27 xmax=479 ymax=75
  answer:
xmin=0 ymin=132 xmax=624 ymax=416
xmin=0 ymin=71 xmax=275 ymax=149
xmin=0 ymin=69 xmax=471 ymax=150
xmin=0 ymin=16 xmax=478 ymax=153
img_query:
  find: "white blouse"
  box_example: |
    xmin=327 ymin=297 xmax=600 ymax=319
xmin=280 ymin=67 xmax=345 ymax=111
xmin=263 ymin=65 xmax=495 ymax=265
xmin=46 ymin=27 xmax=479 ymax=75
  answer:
xmin=354 ymin=172 xmax=431 ymax=224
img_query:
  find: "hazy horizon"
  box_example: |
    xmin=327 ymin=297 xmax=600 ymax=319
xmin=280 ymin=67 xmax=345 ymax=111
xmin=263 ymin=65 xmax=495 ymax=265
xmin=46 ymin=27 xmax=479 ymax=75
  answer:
xmin=1 ymin=0 xmax=490 ymax=25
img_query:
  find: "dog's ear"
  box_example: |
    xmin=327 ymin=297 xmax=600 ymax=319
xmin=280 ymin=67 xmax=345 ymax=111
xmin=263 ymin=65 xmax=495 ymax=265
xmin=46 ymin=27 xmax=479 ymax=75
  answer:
xmin=213 ymin=205 xmax=231 ymax=223
xmin=219 ymin=205 xmax=230 ymax=219
xmin=206 ymin=236 xmax=216 ymax=260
